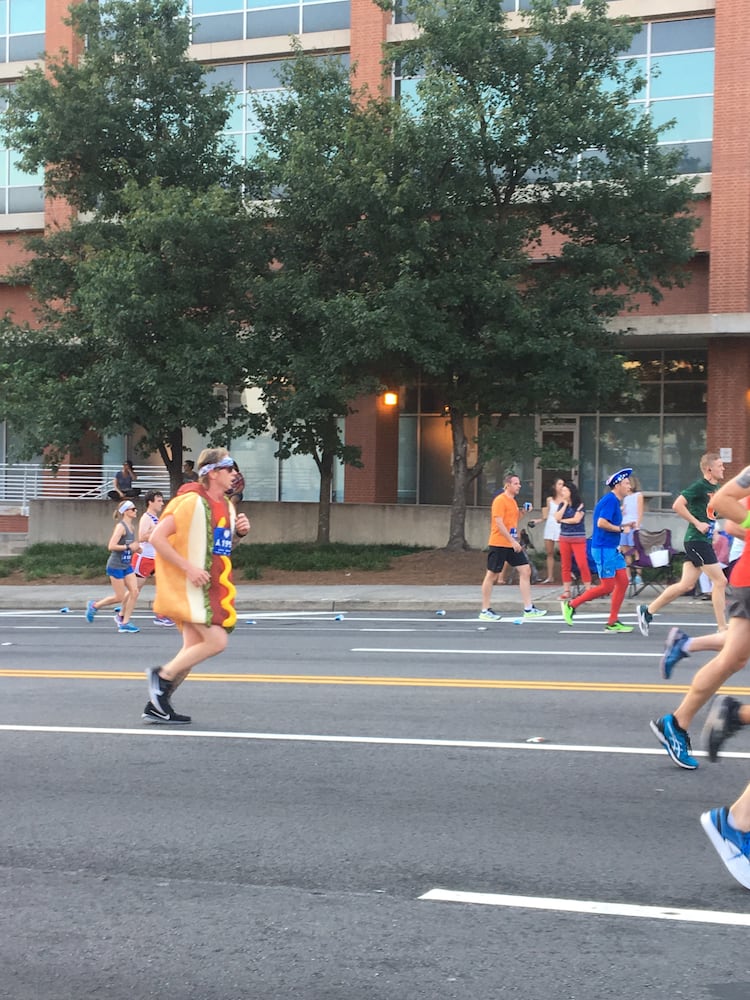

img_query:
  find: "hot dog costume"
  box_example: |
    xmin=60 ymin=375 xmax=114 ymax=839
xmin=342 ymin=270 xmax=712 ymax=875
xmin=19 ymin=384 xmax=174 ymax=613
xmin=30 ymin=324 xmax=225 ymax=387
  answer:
xmin=153 ymin=483 xmax=238 ymax=631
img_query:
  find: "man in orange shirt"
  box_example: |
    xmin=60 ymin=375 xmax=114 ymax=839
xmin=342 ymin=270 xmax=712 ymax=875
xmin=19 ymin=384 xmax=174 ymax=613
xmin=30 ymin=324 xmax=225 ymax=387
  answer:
xmin=479 ymin=473 xmax=546 ymax=622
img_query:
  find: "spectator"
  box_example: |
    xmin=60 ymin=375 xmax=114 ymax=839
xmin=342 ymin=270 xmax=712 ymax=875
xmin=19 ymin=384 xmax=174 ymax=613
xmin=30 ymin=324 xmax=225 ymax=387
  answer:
xmin=107 ymin=459 xmax=141 ymax=501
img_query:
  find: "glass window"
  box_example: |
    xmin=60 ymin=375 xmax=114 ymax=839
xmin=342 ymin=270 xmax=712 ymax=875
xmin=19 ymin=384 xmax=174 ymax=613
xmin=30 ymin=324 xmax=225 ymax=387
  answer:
xmin=302 ymin=1 xmax=349 ymax=33
xmin=8 ymin=185 xmax=43 ymax=212
xmin=651 ymin=17 xmax=714 ymax=54
xmin=246 ymin=0 xmax=293 ymax=8
xmin=247 ymin=7 xmax=299 ymax=36
xmin=9 ymin=0 xmax=44 ymax=35
xmin=672 ymin=140 xmax=711 ymax=174
xmin=651 ymin=96 xmax=712 ymax=143
xmin=650 ymin=51 xmax=714 ymax=99
xmin=191 ymin=12 xmax=243 ymax=43
xmin=8 ymin=34 xmax=44 ymax=61
xmin=247 ymin=59 xmax=286 ymax=90
xmin=193 ymin=0 xmax=241 ymax=13
xmin=662 ymin=417 xmax=707 ymax=499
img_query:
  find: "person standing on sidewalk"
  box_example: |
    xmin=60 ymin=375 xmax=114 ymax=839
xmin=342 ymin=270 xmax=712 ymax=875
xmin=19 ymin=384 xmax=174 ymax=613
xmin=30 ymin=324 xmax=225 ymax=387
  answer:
xmin=143 ymin=447 xmax=250 ymax=724
xmin=479 ymin=473 xmax=546 ymax=622
xmin=554 ymin=480 xmax=592 ymax=600
xmin=649 ymin=463 xmax=750 ymax=769
xmin=637 ymin=453 xmax=726 ymax=637
xmin=560 ymin=468 xmax=635 ymax=633
xmin=85 ymin=500 xmax=141 ymax=633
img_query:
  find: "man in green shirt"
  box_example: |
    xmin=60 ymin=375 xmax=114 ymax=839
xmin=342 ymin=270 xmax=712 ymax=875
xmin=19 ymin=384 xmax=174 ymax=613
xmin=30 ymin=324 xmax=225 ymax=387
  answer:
xmin=638 ymin=452 xmax=726 ymax=637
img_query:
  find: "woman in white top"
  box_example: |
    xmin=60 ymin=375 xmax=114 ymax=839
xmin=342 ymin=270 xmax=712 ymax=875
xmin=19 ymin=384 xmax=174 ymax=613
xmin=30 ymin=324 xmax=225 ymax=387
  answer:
xmin=540 ymin=478 xmax=566 ymax=584
xmin=620 ymin=474 xmax=644 ymax=567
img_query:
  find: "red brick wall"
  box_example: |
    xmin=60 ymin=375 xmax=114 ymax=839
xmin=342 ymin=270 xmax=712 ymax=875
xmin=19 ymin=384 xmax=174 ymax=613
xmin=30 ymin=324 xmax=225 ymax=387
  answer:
xmin=709 ymin=0 xmax=750 ymax=313
xmin=350 ymin=0 xmax=391 ymax=97
xmin=344 ymin=393 xmax=399 ymax=503
xmin=706 ymin=338 xmax=750 ymax=475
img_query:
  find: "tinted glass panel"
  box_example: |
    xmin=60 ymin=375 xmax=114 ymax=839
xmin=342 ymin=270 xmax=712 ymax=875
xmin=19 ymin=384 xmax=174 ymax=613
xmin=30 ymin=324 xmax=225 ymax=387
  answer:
xmin=9 ymin=0 xmax=44 ymax=33
xmin=651 ymin=17 xmax=714 ymax=53
xmin=674 ymin=140 xmax=711 ymax=173
xmin=651 ymin=51 xmax=714 ymax=99
xmin=192 ymin=0 xmax=238 ymax=13
xmin=247 ymin=59 xmax=286 ymax=89
xmin=8 ymin=186 xmax=43 ymax=212
xmin=247 ymin=7 xmax=298 ymax=36
xmin=8 ymin=33 xmax=44 ymax=60
xmin=191 ymin=12 xmax=243 ymax=43
xmin=651 ymin=96 xmax=712 ymax=142
xmin=302 ymin=1 xmax=349 ymax=33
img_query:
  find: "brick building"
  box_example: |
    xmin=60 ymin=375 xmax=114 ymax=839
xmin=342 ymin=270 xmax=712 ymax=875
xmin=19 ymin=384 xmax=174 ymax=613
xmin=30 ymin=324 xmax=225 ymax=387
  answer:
xmin=0 ymin=0 xmax=746 ymax=510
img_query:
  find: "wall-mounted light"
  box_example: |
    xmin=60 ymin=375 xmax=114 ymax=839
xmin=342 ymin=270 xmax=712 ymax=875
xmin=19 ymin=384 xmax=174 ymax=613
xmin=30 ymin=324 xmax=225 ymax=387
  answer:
xmin=383 ymin=391 xmax=399 ymax=407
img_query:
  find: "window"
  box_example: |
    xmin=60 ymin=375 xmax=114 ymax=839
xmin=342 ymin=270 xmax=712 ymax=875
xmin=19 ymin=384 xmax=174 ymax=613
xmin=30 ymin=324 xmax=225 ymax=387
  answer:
xmin=0 ymin=86 xmax=44 ymax=213
xmin=621 ymin=18 xmax=714 ymax=173
xmin=0 ymin=0 xmax=45 ymax=62
xmin=190 ymin=0 xmax=349 ymax=44
xmin=209 ymin=55 xmax=349 ymax=161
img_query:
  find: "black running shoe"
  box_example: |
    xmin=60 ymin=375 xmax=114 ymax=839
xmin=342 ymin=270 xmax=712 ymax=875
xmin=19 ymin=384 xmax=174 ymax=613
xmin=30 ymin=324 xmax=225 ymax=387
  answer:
xmin=703 ymin=695 xmax=743 ymax=762
xmin=146 ymin=666 xmax=175 ymax=716
xmin=142 ymin=702 xmax=191 ymax=725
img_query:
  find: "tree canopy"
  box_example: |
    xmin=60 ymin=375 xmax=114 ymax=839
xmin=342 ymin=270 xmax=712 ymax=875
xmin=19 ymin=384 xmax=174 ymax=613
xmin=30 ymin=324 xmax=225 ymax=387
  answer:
xmin=0 ymin=0 xmax=264 ymax=493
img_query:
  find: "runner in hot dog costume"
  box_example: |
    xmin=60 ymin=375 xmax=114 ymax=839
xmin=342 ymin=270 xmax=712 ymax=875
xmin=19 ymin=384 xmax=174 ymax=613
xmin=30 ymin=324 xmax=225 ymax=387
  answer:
xmin=143 ymin=447 xmax=250 ymax=724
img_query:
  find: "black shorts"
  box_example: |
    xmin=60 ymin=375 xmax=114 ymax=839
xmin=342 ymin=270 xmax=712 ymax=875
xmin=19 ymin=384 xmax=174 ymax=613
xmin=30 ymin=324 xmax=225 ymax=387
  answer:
xmin=684 ymin=539 xmax=718 ymax=568
xmin=726 ymin=585 xmax=750 ymax=621
xmin=487 ymin=546 xmax=529 ymax=574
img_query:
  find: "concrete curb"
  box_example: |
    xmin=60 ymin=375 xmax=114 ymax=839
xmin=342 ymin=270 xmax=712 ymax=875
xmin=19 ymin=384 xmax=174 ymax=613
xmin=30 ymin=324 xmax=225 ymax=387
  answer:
xmin=0 ymin=583 xmax=718 ymax=615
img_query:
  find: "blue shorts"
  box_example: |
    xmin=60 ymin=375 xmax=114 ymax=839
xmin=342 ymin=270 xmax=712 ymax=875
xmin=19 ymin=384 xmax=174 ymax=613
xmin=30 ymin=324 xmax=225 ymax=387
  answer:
xmin=106 ymin=566 xmax=135 ymax=580
xmin=589 ymin=546 xmax=626 ymax=579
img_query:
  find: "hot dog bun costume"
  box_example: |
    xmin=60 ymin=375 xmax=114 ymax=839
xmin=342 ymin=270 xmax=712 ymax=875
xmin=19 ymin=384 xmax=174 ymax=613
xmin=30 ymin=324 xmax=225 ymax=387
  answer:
xmin=153 ymin=483 xmax=238 ymax=631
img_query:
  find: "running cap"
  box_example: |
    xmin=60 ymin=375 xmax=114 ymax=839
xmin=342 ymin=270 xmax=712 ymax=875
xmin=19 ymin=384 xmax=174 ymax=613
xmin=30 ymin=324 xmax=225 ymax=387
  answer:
xmin=606 ymin=468 xmax=633 ymax=488
xmin=118 ymin=500 xmax=136 ymax=514
xmin=198 ymin=454 xmax=235 ymax=477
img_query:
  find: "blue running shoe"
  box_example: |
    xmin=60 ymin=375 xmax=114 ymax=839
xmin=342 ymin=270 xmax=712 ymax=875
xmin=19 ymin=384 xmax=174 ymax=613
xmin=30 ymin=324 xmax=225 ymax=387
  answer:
xmin=649 ymin=714 xmax=698 ymax=769
xmin=118 ymin=622 xmax=140 ymax=634
xmin=660 ymin=627 xmax=690 ymax=679
xmin=700 ymin=807 xmax=750 ymax=889
xmin=85 ymin=599 xmax=98 ymax=623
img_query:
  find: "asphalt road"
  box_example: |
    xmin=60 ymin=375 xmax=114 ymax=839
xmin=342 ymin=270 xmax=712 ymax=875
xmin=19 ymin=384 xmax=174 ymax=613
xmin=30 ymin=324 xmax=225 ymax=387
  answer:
xmin=2 ymin=606 xmax=750 ymax=1000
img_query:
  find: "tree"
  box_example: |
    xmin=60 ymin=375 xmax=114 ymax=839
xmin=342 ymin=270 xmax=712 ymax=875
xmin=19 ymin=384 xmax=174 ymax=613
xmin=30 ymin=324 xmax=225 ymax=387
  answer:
xmin=0 ymin=0 xmax=260 ymax=493
xmin=375 ymin=0 xmax=700 ymax=547
xmin=243 ymin=52 xmax=422 ymax=542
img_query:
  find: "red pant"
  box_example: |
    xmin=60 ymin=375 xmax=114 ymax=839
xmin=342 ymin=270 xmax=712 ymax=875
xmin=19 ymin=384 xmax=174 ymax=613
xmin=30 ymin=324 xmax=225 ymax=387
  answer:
xmin=559 ymin=537 xmax=591 ymax=586
xmin=570 ymin=568 xmax=629 ymax=626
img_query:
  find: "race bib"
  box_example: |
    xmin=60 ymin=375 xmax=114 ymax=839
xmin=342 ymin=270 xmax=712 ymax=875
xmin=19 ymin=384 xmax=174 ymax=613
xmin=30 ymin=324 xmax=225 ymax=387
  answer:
xmin=120 ymin=546 xmax=132 ymax=565
xmin=212 ymin=526 xmax=233 ymax=557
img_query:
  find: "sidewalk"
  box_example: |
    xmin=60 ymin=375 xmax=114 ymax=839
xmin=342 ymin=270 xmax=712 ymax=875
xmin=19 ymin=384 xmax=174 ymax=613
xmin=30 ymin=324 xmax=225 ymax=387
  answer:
xmin=0 ymin=582 xmax=717 ymax=614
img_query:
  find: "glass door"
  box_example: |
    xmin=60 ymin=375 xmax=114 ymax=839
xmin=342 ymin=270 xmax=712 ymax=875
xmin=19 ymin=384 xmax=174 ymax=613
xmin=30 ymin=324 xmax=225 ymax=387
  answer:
xmin=535 ymin=419 xmax=579 ymax=506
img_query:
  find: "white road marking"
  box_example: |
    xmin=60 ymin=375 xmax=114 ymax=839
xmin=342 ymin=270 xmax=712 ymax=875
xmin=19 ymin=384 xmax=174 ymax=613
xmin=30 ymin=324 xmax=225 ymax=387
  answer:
xmin=352 ymin=647 xmax=657 ymax=658
xmin=419 ymin=888 xmax=750 ymax=927
xmin=2 ymin=723 xmax=749 ymax=758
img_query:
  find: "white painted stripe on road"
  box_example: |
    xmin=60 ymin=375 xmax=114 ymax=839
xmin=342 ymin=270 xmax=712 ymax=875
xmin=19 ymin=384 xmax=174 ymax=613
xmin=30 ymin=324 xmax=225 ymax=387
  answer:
xmin=353 ymin=647 xmax=657 ymax=658
xmin=2 ymin=723 xmax=750 ymax=758
xmin=419 ymin=888 xmax=750 ymax=927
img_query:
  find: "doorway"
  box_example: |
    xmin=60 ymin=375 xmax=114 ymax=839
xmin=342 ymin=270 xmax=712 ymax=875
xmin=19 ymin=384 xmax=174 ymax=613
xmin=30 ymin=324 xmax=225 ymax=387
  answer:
xmin=535 ymin=419 xmax=579 ymax=507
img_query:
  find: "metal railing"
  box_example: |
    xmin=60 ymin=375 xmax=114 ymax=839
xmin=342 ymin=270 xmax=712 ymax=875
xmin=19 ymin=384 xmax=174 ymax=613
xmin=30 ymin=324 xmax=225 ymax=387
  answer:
xmin=0 ymin=463 xmax=172 ymax=514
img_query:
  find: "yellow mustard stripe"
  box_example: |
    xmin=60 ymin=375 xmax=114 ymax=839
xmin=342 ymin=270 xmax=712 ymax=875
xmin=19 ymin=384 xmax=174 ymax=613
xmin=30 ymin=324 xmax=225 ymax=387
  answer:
xmin=2 ymin=668 xmax=750 ymax=695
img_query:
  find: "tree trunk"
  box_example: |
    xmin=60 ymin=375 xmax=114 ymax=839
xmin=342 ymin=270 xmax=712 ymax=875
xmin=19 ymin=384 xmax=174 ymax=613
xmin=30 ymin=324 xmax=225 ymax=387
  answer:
xmin=316 ymin=449 xmax=334 ymax=544
xmin=158 ymin=427 xmax=184 ymax=498
xmin=446 ymin=407 xmax=470 ymax=551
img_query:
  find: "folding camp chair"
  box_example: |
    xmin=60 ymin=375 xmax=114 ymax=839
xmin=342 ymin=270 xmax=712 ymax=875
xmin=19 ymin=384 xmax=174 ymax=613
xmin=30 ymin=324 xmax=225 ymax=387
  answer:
xmin=629 ymin=528 xmax=677 ymax=597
